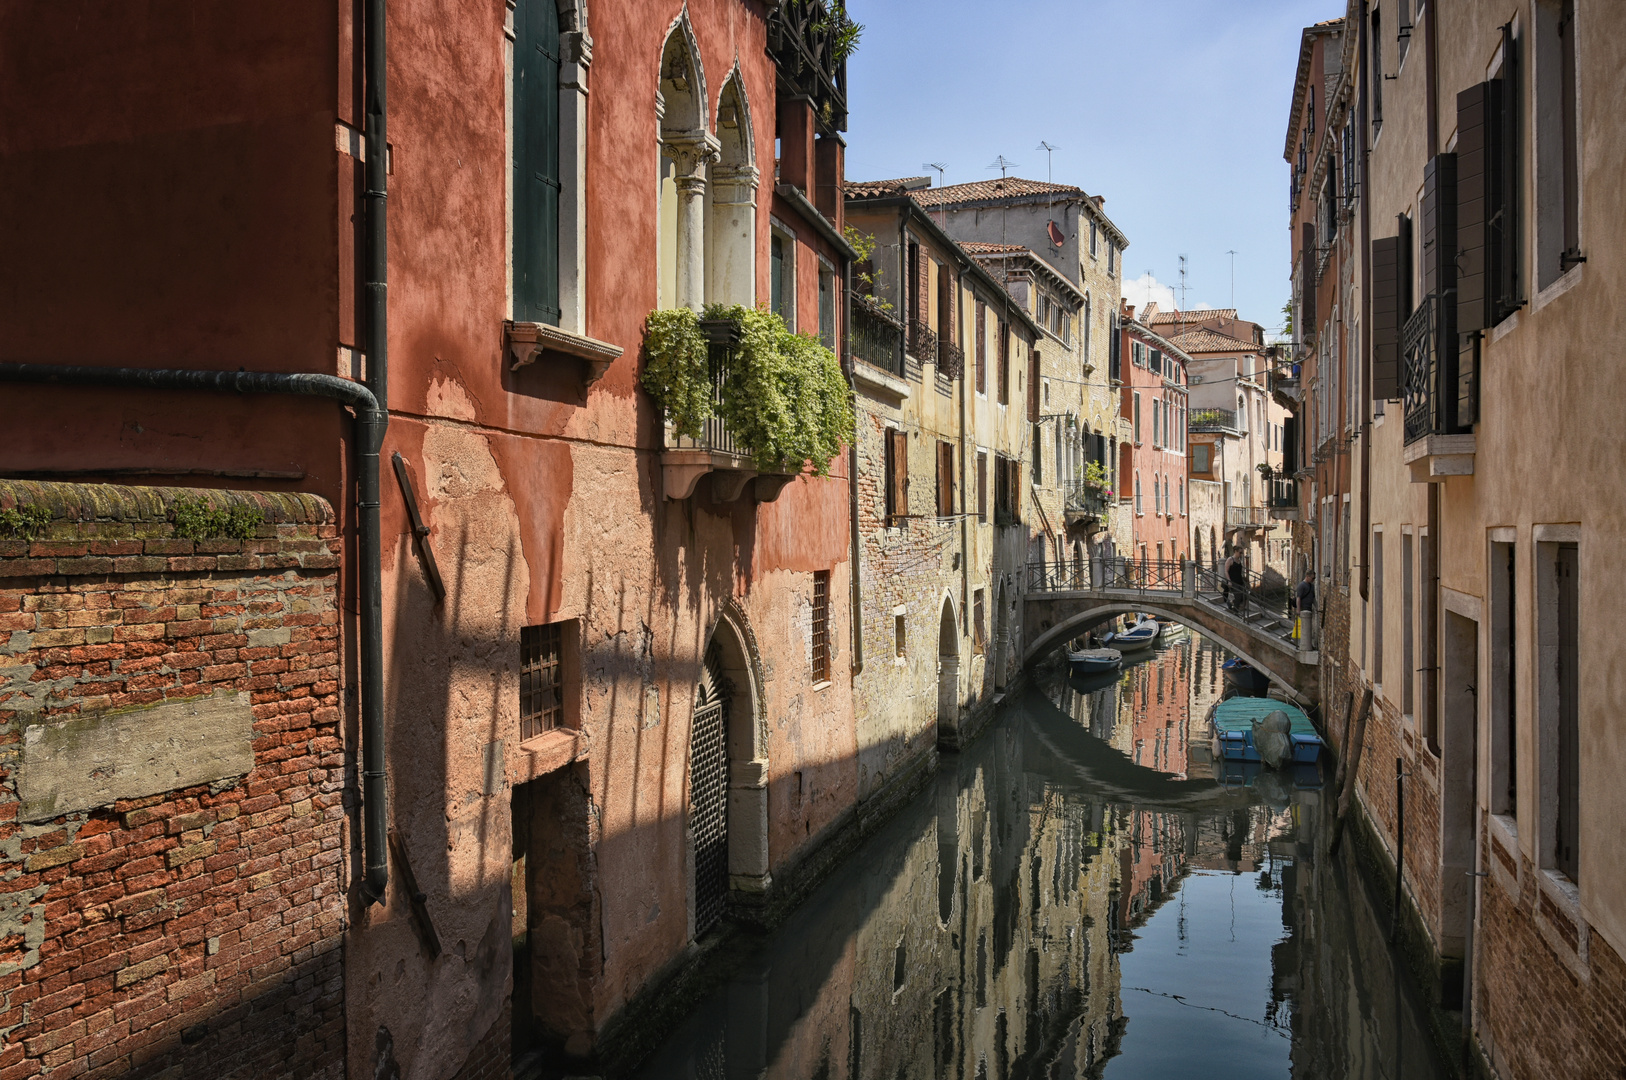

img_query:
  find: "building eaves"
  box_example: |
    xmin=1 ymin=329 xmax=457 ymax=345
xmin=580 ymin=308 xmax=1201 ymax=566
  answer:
xmin=1284 ymin=19 xmax=1344 ymax=161
xmin=1125 ymin=320 xmax=1195 ymax=366
xmin=843 ymin=176 xmax=931 ymax=199
xmin=908 ymin=178 xmax=1130 ymax=252
xmin=844 ymin=191 xmax=1044 ymax=340
xmin=1166 ymin=327 xmax=1259 ymax=355
xmin=964 ymin=247 xmax=1086 ymax=307
xmin=774 ymin=183 xmax=858 ymax=261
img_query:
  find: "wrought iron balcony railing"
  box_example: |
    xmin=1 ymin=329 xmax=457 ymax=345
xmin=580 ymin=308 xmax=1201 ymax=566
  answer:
xmin=906 ymin=318 xmax=938 ymax=364
xmin=665 ymin=320 xmax=745 ymax=457
xmin=850 ymin=296 xmax=902 ymax=375
xmin=1266 ymin=479 xmax=1298 ymax=509
xmin=1189 ymin=407 xmax=1241 ymax=432
xmin=767 ymin=2 xmax=848 ymax=132
xmin=1063 ymin=482 xmax=1110 ymax=519
xmin=937 ymin=339 xmax=965 ymax=382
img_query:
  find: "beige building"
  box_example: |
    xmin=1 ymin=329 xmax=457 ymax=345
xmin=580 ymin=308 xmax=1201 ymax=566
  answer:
xmin=1295 ymin=2 xmax=1626 ymax=1076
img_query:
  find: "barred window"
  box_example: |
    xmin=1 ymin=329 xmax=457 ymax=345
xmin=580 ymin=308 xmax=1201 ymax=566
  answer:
xmin=812 ymin=570 xmax=830 ymax=682
xmin=520 ymin=622 xmax=564 ymax=740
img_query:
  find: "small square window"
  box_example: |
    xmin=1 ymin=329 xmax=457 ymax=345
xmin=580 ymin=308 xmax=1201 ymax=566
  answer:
xmin=520 ymin=622 xmax=566 ymax=740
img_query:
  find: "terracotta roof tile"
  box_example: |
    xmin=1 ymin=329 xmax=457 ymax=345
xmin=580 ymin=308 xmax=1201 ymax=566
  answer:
xmin=844 ymin=176 xmax=931 ymax=199
xmin=910 ymin=177 xmax=1087 ymax=208
xmin=1149 ymin=307 xmax=1239 ymax=326
xmin=960 ymin=241 xmax=1029 ymax=254
xmin=1166 ymin=328 xmax=1258 ymax=354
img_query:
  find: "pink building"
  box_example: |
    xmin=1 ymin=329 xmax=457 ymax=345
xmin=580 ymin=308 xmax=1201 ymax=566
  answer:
xmin=1117 ymin=306 xmax=1192 ymax=566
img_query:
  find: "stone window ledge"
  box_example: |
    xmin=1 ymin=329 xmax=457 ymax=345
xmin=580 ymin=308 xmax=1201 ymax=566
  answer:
xmin=512 ymin=727 xmax=586 ymax=785
xmin=506 ymin=320 xmax=623 ymax=385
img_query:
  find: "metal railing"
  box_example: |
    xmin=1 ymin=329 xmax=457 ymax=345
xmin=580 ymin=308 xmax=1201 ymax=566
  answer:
xmin=1027 ymin=557 xmax=1183 ymax=593
xmin=937 ymin=339 xmax=965 ymax=382
xmin=667 ymin=320 xmax=744 ymax=456
xmin=1402 ymin=293 xmax=1440 ymax=445
xmin=851 ymin=296 xmax=902 ymax=375
xmin=1266 ymin=479 xmax=1298 ymax=509
xmin=1189 ymin=407 xmax=1241 ymax=432
xmin=1063 ymin=482 xmax=1110 ymax=519
xmin=1024 ymin=556 xmax=1299 ymax=643
xmin=1194 ymin=562 xmax=1294 ymax=630
xmin=907 ymin=318 xmax=938 ymax=364
xmin=1226 ymin=504 xmax=1270 ymax=529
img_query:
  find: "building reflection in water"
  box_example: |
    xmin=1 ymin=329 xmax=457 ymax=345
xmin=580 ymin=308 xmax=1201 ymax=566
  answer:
xmin=635 ymin=637 xmax=1446 ymax=1080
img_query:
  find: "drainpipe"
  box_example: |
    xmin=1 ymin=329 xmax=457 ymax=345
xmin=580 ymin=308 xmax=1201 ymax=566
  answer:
xmin=361 ymin=0 xmax=391 ymax=905
xmin=846 ymin=262 xmax=863 ymax=676
xmin=1358 ymin=2 xmax=1373 ymax=604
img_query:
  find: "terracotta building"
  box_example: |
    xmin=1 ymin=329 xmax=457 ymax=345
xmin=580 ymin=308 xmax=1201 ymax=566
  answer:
xmin=1115 ymin=308 xmax=1192 ymax=569
xmin=0 ymin=2 xmax=871 ymax=1077
xmin=1283 ymin=3 xmax=1626 ymax=1076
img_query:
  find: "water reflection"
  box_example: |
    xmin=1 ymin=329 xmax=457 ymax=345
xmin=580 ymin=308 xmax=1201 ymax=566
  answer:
xmin=635 ymin=636 xmax=1447 ymax=1080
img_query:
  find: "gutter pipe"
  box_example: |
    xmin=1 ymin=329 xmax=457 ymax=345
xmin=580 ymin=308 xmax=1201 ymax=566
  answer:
xmin=0 ymin=363 xmax=389 ymax=902
xmin=1358 ymin=2 xmax=1373 ymax=604
xmin=362 ymin=0 xmax=391 ymax=905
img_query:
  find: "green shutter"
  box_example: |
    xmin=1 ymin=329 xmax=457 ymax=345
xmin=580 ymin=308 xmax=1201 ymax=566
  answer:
xmin=515 ymin=0 xmax=561 ymax=325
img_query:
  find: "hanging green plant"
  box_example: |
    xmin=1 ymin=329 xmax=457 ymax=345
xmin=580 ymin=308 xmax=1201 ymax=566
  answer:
xmin=640 ymin=307 xmax=713 ymax=439
xmin=642 ymin=304 xmax=854 ymax=477
xmin=1083 ymin=460 xmax=1111 ymax=491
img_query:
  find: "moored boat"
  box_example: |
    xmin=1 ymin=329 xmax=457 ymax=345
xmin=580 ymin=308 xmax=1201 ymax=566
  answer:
xmin=1067 ymin=647 xmax=1122 ymax=677
xmin=1102 ymin=618 xmax=1158 ymax=652
xmin=1208 ymin=697 xmax=1323 ymax=766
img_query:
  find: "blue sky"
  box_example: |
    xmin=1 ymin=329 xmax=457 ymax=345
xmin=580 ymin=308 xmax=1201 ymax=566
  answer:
xmin=842 ymin=0 xmax=1341 ymax=335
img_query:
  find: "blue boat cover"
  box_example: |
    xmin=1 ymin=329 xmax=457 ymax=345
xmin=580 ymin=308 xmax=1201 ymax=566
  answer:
xmin=1211 ymin=698 xmax=1319 ymax=739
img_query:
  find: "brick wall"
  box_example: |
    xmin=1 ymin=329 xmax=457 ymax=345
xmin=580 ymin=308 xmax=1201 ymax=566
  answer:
xmin=450 ymin=1003 xmax=512 ymax=1080
xmin=1477 ymin=846 xmax=1626 ymax=1079
xmin=0 ymin=481 xmax=346 ymax=1079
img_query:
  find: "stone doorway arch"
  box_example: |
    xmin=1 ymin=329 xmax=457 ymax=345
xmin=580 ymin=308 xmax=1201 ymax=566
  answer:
xmin=687 ymin=603 xmax=769 ymax=939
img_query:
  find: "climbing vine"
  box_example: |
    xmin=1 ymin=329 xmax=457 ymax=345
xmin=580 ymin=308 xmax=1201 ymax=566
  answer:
xmin=641 ymin=305 xmax=854 ymax=476
xmin=1083 ymin=460 xmax=1111 ymax=492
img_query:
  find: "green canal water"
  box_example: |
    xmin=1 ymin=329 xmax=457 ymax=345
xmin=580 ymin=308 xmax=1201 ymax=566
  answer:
xmin=632 ymin=636 xmax=1451 ymax=1079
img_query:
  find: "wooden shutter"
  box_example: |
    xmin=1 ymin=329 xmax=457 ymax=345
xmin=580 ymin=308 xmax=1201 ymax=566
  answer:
xmin=1422 ymin=153 xmax=1457 ymax=302
xmin=1283 ymin=415 xmax=1298 ymax=475
xmin=907 ymin=241 xmax=922 ymax=325
xmin=977 ymin=452 xmax=987 ymax=521
xmin=997 ymin=322 xmax=1009 ymax=404
xmin=975 ymin=302 xmax=987 ymax=393
xmin=1456 ymin=82 xmax=1495 ymax=332
xmin=937 ymin=442 xmax=954 ymax=517
xmin=886 ymin=428 xmax=909 ymax=522
xmin=1028 ymin=348 xmax=1040 ymax=421
xmin=1371 ymin=236 xmax=1401 ymax=400
xmin=1299 ymin=222 xmax=1316 ymax=336
xmin=1397 ymin=212 xmax=1414 ymax=318
xmin=515 ymin=0 xmax=562 ymax=325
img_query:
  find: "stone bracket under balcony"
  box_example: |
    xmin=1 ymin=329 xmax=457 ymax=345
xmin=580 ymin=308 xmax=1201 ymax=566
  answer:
xmin=506 ymin=320 xmax=624 ymax=386
xmin=1403 ymin=433 xmax=1475 ymax=483
xmin=852 ymin=360 xmax=911 ymax=405
xmin=661 ymin=449 xmax=797 ymax=503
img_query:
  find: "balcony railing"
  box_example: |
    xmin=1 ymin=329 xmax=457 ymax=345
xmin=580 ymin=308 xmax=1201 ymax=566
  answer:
xmin=851 ymin=296 xmax=902 ymax=375
xmin=937 ymin=339 xmax=965 ymax=382
xmin=1226 ymin=505 xmax=1270 ymax=529
xmin=1189 ymin=407 xmax=1241 ymax=432
xmin=906 ymin=318 xmax=938 ymax=364
xmin=665 ymin=320 xmax=744 ymax=457
xmin=1266 ymin=479 xmax=1298 ymax=509
xmin=1063 ymin=482 xmax=1110 ymax=520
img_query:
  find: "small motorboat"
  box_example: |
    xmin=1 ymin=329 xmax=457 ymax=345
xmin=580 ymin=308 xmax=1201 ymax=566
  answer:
xmin=1155 ymin=618 xmax=1188 ymax=642
xmin=1209 ymin=697 xmax=1323 ymax=767
xmin=1221 ymin=657 xmax=1272 ymax=694
xmin=1067 ymin=647 xmax=1122 ymax=677
xmin=1102 ymin=618 xmax=1158 ymax=652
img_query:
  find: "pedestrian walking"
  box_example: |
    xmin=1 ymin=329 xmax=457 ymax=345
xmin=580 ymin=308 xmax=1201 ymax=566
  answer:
xmin=1225 ymin=551 xmax=1247 ymax=613
xmin=1295 ymin=570 xmax=1317 ymax=648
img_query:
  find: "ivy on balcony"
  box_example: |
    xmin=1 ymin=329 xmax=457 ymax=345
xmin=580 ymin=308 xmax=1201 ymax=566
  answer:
xmin=641 ymin=305 xmax=854 ymax=476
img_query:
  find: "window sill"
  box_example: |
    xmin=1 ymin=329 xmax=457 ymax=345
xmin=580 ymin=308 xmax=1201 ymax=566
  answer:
xmin=811 ymin=679 xmax=832 ymax=693
xmin=513 ymin=727 xmax=586 ymax=784
xmin=507 ymin=320 xmax=624 ymax=384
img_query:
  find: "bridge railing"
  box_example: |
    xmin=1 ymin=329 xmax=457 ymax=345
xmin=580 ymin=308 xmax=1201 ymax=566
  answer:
xmin=1027 ymin=557 xmax=1187 ymax=594
xmin=1193 ymin=562 xmax=1294 ymax=630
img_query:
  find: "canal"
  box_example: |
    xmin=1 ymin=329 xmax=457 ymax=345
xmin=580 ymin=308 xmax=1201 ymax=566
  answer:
xmin=634 ymin=636 xmax=1451 ymax=1079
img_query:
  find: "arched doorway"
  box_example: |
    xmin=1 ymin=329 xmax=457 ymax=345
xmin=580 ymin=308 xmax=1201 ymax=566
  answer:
xmin=937 ymin=598 xmax=960 ymax=747
xmin=687 ymin=607 xmax=768 ymax=939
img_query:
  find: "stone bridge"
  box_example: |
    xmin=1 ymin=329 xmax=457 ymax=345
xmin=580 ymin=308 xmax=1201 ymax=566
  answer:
xmin=1022 ymin=559 xmax=1320 ymax=704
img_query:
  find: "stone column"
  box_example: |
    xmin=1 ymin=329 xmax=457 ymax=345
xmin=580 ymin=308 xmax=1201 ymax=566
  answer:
xmin=728 ymin=757 xmax=771 ymax=893
xmin=558 ymin=29 xmax=592 ymax=334
xmin=663 ymin=131 xmax=719 ymax=311
xmin=708 ymin=163 xmax=759 ymax=307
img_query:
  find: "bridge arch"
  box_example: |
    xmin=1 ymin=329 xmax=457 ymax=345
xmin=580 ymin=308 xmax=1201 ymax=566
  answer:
xmin=1022 ymin=597 xmax=1313 ymax=705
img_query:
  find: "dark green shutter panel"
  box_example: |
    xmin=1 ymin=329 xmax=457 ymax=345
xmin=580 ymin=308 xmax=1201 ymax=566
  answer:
xmin=1300 ymin=222 xmax=1316 ymax=335
xmin=1282 ymin=415 xmax=1298 ymax=475
xmin=1397 ymin=212 xmax=1414 ymax=318
xmin=1422 ymin=154 xmax=1456 ymax=302
xmin=1371 ymin=236 xmax=1401 ymax=400
xmin=1456 ymin=82 xmax=1494 ymax=333
xmin=515 ymin=0 xmax=561 ymax=325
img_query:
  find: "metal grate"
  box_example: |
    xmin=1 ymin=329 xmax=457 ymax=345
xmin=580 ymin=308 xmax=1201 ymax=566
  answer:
xmin=519 ymin=623 xmax=563 ymax=740
xmin=811 ymin=570 xmax=830 ymax=681
xmin=690 ymin=650 xmax=730 ymax=936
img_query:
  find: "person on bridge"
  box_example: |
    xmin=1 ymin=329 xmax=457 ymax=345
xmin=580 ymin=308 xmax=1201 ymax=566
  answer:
xmin=1295 ymin=570 xmax=1317 ymax=648
xmin=1225 ymin=552 xmax=1247 ymax=613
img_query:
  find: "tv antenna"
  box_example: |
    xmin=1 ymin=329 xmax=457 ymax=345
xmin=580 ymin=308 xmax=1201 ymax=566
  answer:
xmin=924 ymin=161 xmax=948 ymax=227
xmin=1036 ymin=141 xmax=1058 ymax=185
xmin=987 ymin=156 xmax=1017 ymax=253
xmin=1178 ymin=255 xmax=1189 ymax=313
xmin=1226 ymin=250 xmax=1237 ymax=308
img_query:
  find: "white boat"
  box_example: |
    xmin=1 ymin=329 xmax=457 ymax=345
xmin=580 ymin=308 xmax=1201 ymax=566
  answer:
xmin=1103 ymin=619 xmax=1158 ymax=651
xmin=1067 ymin=648 xmax=1122 ymax=676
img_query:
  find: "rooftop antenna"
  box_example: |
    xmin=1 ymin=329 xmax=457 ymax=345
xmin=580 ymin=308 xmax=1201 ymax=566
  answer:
xmin=987 ymin=155 xmax=1017 ymax=256
xmin=924 ymin=161 xmax=947 ymax=228
xmin=1036 ymin=141 xmax=1058 ymax=185
xmin=1226 ymin=250 xmax=1237 ymax=309
xmin=1178 ymin=254 xmax=1189 ymax=314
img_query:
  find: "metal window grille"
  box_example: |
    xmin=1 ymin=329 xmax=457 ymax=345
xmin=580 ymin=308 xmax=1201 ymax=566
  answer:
xmin=690 ymin=650 xmax=730 ymax=936
xmin=811 ymin=571 xmax=830 ymax=681
xmin=519 ymin=623 xmax=563 ymax=740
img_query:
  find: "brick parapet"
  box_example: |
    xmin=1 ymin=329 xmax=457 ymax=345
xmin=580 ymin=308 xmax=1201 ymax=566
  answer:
xmin=0 ymin=483 xmax=346 ymax=1078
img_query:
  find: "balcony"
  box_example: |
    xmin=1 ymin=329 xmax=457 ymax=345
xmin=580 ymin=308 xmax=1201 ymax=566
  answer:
xmin=1226 ymin=505 xmax=1270 ymax=530
xmin=1063 ymin=482 xmax=1111 ymax=530
xmin=906 ymin=318 xmax=938 ymax=371
xmin=1401 ymin=294 xmax=1475 ymax=482
xmin=1189 ymin=407 xmax=1242 ymax=433
xmin=1267 ymin=479 xmax=1299 ymax=521
xmin=1269 ymin=363 xmax=1302 ymax=409
xmin=937 ymin=338 xmax=964 ymax=382
xmin=661 ymin=320 xmax=799 ymax=503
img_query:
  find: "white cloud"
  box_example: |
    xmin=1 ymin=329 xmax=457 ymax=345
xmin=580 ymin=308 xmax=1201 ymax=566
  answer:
xmin=1121 ymin=272 xmax=1175 ymax=313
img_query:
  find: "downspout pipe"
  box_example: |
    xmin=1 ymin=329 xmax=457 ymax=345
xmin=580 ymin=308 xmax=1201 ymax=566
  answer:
xmin=362 ymin=0 xmax=391 ymax=906
xmin=1358 ymin=1 xmax=1373 ymax=604
xmin=0 ymin=362 xmax=390 ymax=903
